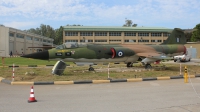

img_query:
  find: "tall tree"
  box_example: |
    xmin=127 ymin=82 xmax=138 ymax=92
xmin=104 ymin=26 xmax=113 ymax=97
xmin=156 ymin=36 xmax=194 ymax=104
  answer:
xmin=55 ymin=26 xmax=63 ymax=45
xmin=26 ymin=24 xmax=61 ymax=45
xmin=191 ymin=23 xmax=200 ymax=42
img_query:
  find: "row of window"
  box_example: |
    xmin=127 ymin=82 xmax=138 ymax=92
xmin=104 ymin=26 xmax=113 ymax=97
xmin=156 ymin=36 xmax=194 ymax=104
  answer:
xmin=65 ymin=32 xmax=78 ymax=36
xmin=163 ymin=33 xmax=170 ymax=37
xmin=80 ymin=39 xmax=93 ymax=42
xmin=65 ymin=40 xmax=78 ymax=42
xmin=124 ymin=32 xmax=136 ymax=36
xmin=80 ymin=32 xmax=93 ymax=36
xmin=124 ymin=40 xmax=162 ymax=42
xmin=109 ymin=40 xmax=121 ymax=42
xmin=138 ymin=40 xmax=149 ymax=42
xmin=138 ymin=33 xmax=149 ymax=37
xmin=151 ymin=40 xmax=162 ymax=42
xmin=124 ymin=40 xmax=136 ymax=42
xmin=65 ymin=31 xmax=170 ymax=37
xmin=65 ymin=39 xmax=164 ymax=43
xmin=151 ymin=33 xmax=162 ymax=37
xmin=95 ymin=32 xmax=107 ymax=36
xmin=109 ymin=32 xmax=121 ymax=36
xmin=9 ymin=32 xmax=53 ymax=43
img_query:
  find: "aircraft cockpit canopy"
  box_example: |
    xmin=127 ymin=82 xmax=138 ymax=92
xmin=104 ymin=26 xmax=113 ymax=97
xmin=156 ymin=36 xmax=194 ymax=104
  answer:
xmin=56 ymin=42 xmax=87 ymax=49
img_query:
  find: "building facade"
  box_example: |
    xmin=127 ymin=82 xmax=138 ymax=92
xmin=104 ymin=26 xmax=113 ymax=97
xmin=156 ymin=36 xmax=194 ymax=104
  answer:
xmin=63 ymin=26 xmax=173 ymax=44
xmin=0 ymin=25 xmax=54 ymax=57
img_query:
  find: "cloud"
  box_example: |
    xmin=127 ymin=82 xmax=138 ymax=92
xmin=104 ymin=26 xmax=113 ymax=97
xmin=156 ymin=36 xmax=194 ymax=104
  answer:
xmin=0 ymin=0 xmax=200 ymax=28
xmin=4 ymin=21 xmax=38 ymax=29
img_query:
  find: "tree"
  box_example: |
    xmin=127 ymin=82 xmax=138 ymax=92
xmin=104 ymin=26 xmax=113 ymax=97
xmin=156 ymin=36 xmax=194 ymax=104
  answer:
xmin=54 ymin=26 xmax=63 ymax=45
xmin=26 ymin=24 xmax=62 ymax=45
xmin=191 ymin=23 xmax=200 ymax=42
xmin=123 ymin=19 xmax=137 ymax=27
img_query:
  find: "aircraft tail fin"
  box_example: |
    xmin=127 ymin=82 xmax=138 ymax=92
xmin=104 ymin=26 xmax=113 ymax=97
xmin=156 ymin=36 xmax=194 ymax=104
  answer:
xmin=161 ymin=28 xmax=186 ymax=45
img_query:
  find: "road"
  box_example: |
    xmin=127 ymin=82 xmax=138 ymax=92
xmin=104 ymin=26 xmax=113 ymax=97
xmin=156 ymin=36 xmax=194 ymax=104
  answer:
xmin=163 ymin=58 xmax=200 ymax=65
xmin=1 ymin=78 xmax=200 ymax=112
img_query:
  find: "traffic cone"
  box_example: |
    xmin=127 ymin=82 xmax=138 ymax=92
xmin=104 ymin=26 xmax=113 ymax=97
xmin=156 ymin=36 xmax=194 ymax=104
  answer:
xmin=28 ymin=86 xmax=37 ymax=103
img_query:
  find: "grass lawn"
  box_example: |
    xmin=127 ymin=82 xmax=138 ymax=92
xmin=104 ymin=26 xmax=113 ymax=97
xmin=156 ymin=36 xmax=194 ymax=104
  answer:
xmin=0 ymin=57 xmax=200 ymax=81
xmin=0 ymin=57 xmax=57 ymax=66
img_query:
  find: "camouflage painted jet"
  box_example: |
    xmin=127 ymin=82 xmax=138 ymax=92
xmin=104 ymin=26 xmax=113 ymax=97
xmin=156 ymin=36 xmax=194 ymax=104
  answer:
xmin=21 ymin=28 xmax=186 ymax=73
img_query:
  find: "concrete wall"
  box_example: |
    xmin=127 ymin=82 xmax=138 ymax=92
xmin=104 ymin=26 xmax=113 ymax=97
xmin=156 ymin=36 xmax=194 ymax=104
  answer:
xmin=0 ymin=26 xmax=9 ymax=57
xmin=185 ymin=43 xmax=200 ymax=58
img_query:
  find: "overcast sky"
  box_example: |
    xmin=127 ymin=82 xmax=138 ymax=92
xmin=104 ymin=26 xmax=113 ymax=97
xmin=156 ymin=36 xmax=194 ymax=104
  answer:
xmin=0 ymin=0 xmax=200 ymax=30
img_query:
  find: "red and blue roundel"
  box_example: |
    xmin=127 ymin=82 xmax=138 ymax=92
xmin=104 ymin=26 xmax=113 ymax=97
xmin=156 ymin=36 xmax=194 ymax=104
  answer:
xmin=117 ymin=51 xmax=123 ymax=57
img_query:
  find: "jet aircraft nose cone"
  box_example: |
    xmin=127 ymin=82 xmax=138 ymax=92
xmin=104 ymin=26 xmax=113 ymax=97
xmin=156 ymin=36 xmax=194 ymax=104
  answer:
xmin=21 ymin=50 xmax=49 ymax=60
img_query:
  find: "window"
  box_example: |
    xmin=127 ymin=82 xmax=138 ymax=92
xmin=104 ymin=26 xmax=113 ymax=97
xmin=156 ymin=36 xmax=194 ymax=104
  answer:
xmin=80 ymin=40 xmax=85 ymax=42
xmin=65 ymin=32 xmax=78 ymax=36
xmin=163 ymin=33 xmax=170 ymax=37
xmin=124 ymin=40 xmax=129 ymax=42
xmin=16 ymin=33 xmax=24 ymax=39
xmin=9 ymin=32 xmax=14 ymax=37
xmin=124 ymin=40 xmax=136 ymax=42
xmin=88 ymin=40 xmax=93 ymax=42
xmin=65 ymin=40 xmax=78 ymax=42
xmin=151 ymin=40 xmax=162 ymax=42
xmin=34 ymin=38 xmax=40 ymax=41
xmin=109 ymin=40 xmax=121 ymax=42
xmin=80 ymin=32 xmax=93 ymax=36
xmin=138 ymin=33 xmax=149 ymax=36
xmin=151 ymin=33 xmax=162 ymax=37
xmin=43 ymin=40 xmax=47 ymax=42
xmin=124 ymin=32 xmax=136 ymax=36
xmin=80 ymin=39 xmax=93 ymax=42
xmin=26 ymin=36 xmax=32 ymax=40
xmin=177 ymin=38 xmax=179 ymax=43
xmin=138 ymin=40 xmax=149 ymax=42
xmin=109 ymin=32 xmax=121 ymax=36
xmin=95 ymin=40 xmax=107 ymax=42
xmin=95 ymin=32 xmax=107 ymax=36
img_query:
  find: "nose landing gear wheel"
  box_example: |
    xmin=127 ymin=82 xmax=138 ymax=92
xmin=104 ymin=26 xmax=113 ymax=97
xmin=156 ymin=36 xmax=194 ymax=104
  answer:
xmin=127 ymin=62 xmax=133 ymax=67
xmin=145 ymin=64 xmax=152 ymax=69
xmin=89 ymin=67 xmax=94 ymax=71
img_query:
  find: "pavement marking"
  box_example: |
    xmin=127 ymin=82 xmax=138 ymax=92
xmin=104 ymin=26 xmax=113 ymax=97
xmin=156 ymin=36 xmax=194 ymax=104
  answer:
xmin=127 ymin=78 xmax=142 ymax=82
xmin=11 ymin=82 xmax=34 ymax=85
xmin=54 ymin=81 xmax=74 ymax=85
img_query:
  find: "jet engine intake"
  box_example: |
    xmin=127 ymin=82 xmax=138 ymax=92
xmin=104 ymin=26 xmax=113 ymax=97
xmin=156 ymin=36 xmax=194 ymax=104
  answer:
xmin=52 ymin=60 xmax=66 ymax=75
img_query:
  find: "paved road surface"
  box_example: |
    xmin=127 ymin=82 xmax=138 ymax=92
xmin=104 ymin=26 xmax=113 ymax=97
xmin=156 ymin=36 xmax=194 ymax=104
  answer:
xmin=1 ymin=78 xmax=200 ymax=112
xmin=163 ymin=58 xmax=200 ymax=65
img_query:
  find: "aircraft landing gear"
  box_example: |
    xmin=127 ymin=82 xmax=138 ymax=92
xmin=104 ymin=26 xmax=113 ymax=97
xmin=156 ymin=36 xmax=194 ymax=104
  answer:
xmin=127 ymin=62 xmax=133 ymax=67
xmin=88 ymin=65 xmax=94 ymax=71
xmin=145 ymin=64 xmax=152 ymax=69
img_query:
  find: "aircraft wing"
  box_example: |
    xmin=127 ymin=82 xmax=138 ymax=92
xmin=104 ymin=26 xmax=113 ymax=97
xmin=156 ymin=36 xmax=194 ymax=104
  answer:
xmin=136 ymin=52 xmax=173 ymax=60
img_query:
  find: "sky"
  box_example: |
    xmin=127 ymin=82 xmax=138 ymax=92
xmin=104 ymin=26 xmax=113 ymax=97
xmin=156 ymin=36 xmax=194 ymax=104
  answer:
xmin=0 ymin=0 xmax=200 ymax=30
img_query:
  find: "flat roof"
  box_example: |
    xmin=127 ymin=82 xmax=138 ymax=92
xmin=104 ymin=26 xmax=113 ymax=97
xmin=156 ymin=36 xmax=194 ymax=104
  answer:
xmin=63 ymin=26 xmax=173 ymax=32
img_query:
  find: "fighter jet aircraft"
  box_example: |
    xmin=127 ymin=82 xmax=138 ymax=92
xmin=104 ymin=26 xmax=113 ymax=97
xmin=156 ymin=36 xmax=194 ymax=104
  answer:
xmin=21 ymin=28 xmax=186 ymax=74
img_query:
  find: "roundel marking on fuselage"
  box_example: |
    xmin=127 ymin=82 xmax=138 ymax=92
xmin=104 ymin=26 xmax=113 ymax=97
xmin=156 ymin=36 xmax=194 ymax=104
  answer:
xmin=118 ymin=51 xmax=124 ymax=57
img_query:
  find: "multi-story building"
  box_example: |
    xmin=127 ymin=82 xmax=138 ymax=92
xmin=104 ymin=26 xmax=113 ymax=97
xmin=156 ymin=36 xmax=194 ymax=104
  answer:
xmin=0 ymin=25 xmax=54 ymax=57
xmin=63 ymin=26 xmax=172 ymax=44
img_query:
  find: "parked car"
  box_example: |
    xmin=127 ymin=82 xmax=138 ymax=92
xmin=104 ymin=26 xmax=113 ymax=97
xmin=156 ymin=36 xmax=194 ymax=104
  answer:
xmin=174 ymin=54 xmax=191 ymax=62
